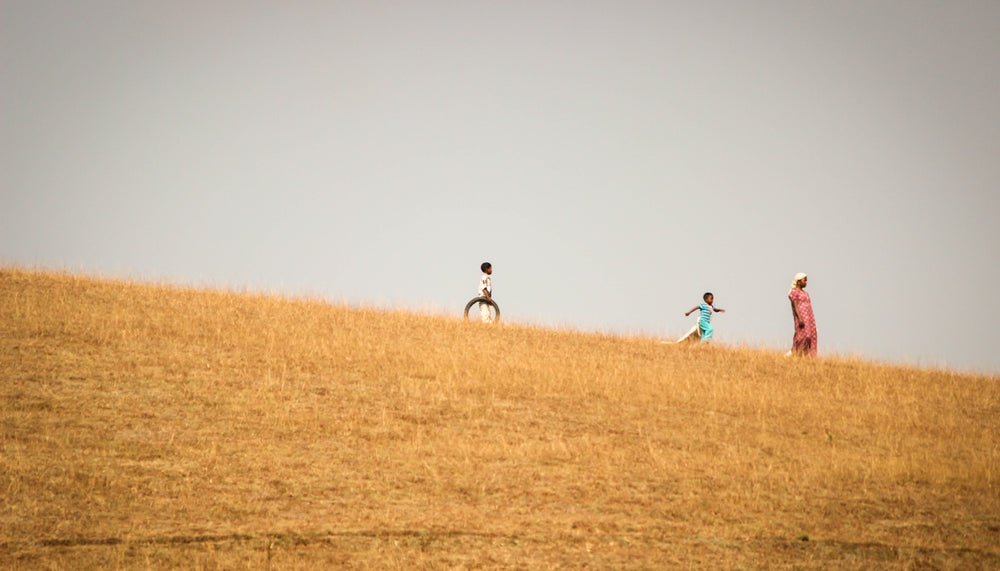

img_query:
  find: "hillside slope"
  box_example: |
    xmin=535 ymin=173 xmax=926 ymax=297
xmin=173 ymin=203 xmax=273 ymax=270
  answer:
xmin=2 ymin=268 xmax=998 ymax=568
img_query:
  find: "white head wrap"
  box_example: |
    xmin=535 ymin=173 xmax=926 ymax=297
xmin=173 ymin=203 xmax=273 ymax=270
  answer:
xmin=790 ymin=272 xmax=808 ymax=290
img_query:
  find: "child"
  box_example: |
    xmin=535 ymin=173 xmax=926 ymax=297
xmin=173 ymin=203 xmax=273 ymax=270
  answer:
xmin=685 ymin=292 xmax=725 ymax=342
xmin=478 ymin=262 xmax=494 ymax=323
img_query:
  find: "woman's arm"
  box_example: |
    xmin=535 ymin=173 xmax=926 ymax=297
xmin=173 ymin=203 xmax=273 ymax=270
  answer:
xmin=790 ymin=299 xmax=803 ymax=328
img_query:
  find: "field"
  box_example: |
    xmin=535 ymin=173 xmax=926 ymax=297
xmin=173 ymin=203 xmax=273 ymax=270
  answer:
xmin=2 ymin=268 xmax=998 ymax=569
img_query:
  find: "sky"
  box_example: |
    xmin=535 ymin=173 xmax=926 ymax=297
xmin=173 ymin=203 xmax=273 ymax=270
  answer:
xmin=3 ymin=1 xmax=999 ymax=375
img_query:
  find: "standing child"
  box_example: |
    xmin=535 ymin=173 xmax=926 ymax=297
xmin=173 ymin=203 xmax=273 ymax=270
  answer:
xmin=685 ymin=292 xmax=725 ymax=342
xmin=478 ymin=262 xmax=494 ymax=323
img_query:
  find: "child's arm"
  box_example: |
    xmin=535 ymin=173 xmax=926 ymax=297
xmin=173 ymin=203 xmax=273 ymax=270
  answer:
xmin=714 ymin=306 xmax=725 ymax=313
xmin=684 ymin=307 xmax=699 ymax=316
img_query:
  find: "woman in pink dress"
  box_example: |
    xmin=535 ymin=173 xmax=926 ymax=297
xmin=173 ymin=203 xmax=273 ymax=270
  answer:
xmin=788 ymin=273 xmax=817 ymax=356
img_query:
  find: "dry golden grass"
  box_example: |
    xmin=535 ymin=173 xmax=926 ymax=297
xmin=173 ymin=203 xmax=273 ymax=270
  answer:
xmin=1 ymin=267 xmax=998 ymax=569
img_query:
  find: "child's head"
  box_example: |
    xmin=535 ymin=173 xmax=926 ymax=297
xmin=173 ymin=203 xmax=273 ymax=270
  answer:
xmin=703 ymin=292 xmax=714 ymax=304
xmin=481 ymin=262 xmax=492 ymax=274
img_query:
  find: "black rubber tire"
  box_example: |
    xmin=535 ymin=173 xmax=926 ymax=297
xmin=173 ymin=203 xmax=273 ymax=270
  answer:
xmin=464 ymin=296 xmax=500 ymax=322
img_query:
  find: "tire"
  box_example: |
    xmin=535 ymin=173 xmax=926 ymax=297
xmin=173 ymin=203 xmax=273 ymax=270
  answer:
xmin=464 ymin=296 xmax=500 ymax=323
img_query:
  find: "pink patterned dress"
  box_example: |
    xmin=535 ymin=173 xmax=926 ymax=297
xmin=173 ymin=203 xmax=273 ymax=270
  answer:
xmin=788 ymin=289 xmax=817 ymax=356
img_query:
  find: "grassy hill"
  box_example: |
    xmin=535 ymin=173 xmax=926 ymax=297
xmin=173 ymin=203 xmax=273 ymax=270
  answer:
xmin=2 ymin=268 xmax=997 ymax=569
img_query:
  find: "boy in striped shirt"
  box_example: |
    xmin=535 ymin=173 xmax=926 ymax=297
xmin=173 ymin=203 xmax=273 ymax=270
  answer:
xmin=685 ymin=292 xmax=725 ymax=342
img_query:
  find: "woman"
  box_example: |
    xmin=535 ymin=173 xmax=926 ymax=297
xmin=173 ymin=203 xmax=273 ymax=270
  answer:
xmin=788 ymin=272 xmax=817 ymax=356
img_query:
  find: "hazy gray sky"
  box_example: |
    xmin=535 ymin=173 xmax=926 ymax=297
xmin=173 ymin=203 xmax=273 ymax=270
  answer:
xmin=3 ymin=1 xmax=999 ymax=374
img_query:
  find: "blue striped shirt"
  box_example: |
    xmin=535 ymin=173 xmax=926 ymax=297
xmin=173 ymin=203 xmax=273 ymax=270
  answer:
xmin=698 ymin=303 xmax=713 ymax=324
